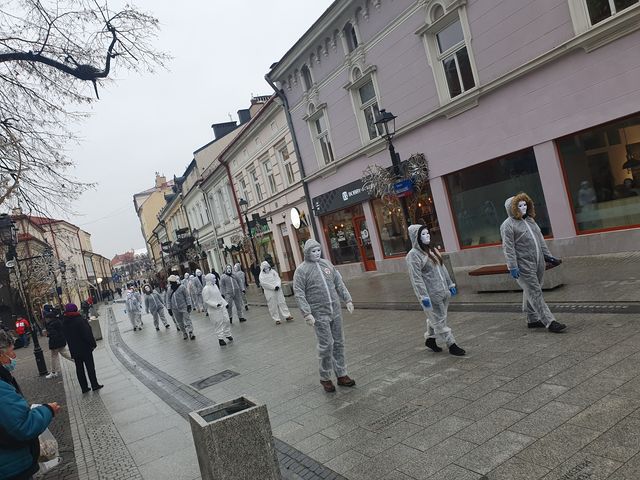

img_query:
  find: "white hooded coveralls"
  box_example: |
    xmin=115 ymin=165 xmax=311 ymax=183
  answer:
xmin=500 ymin=196 xmax=557 ymax=327
xmin=259 ymin=261 xmax=291 ymax=322
xmin=220 ymin=266 xmax=244 ymax=321
xmin=406 ymin=225 xmax=456 ymax=347
xmin=293 ymin=239 xmax=352 ymax=381
xmin=125 ymin=291 xmax=143 ymax=329
xmin=233 ymin=264 xmax=248 ymax=309
xmin=202 ymin=274 xmax=231 ymax=340
xmin=190 ymin=271 xmax=205 ymax=312
xmin=143 ymin=290 xmax=169 ymax=328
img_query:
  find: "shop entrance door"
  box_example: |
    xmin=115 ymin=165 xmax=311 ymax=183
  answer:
xmin=354 ymin=217 xmax=377 ymax=271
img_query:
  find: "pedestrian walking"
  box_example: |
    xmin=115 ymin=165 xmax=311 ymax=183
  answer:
xmin=406 ymin=225 xmax=466 ymax=356
xmin=14 ymin=316 xmax=30 ymax=347
xmin=166 ymin=275 xmax=195 ymax=340
xmin=293 ymin=239 xmax=356 ymax=393
xmin=190 ymin=269 xmax=205 ymax=312
xmin=202 ymin=273 xmax=233 ymax=346
xmin=233 ymin=263 xmax=249 ymax=311
xmin=250 ymin=262 xmax=261 ymax=288
xmin=501 ymin=193 xmax=567 ymax=333
xmin=220 ymin=265 xmax=246 ymax=323
xmin=143 ymin=285 xmax=170 ymax=331
xmin=43 ymin=305 xmax=72 ymax=379
xmin=0 ymin=330 xmax=62 ymax=480
xmin=125 ymin=289 xmax=143 ymax=331
xmin=183 ymin=272 xmax=195 ymax=307
xmin=259 ymin=261 xmax=293 ymax=325
xmin=61 ymin=304 xmax=103 ymax=393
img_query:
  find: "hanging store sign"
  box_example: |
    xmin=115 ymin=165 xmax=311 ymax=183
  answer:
xmin=393 ymin=179 xmax=414 ymax=198
xmin=312 ymin=179 xmax=371 ymax=215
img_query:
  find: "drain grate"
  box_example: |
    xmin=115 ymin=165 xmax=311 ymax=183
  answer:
xmin=191 ymin=370 xmax=240 ymax=390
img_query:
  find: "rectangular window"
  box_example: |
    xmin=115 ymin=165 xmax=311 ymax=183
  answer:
xmin=262 ymin=158 xmax=278 ymax=195
xmin=358 ymin=80 xmax=383 ymax=141
xmin=277 ymin=145 xmax=296 ymax=185
xmin=312 ymin=112 xmax=335 ymax=165
xmin=445 ymin=148 xmax=552 ymax=248
xmin=436 ymin=19 xmax=475 ymax=99
xmin=586 ymin=0 xmax=638 ymax=25
xmin=237 ymin=175 xmax=250 ymax=203
xmin=249 ymin=169 xmax=264 ymax=202
xmin=216 ymin=190 xmax=229 ymax=222
xmin=557 ymin=115 xmax=640 ymax=233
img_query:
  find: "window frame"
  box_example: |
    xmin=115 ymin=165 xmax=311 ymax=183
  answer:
xmin=345 ymin=66 xmax=385 ymax=145
xmin=261 ymin=156 xmax=278 ymax=195
xmin=301 ymin=65 xmax=313 ymax=91
xmin=420 ymin=5 xmax=479 ymax=105
xmin=568 ymin=0 xmax=640 ymax=34
xmin=248 ymin=168 xmax=264 ymax=202
xmin=276 ymin=143 xmax=296 ymax=186
xmin=305 ymin=104 xmax=336 ymax=167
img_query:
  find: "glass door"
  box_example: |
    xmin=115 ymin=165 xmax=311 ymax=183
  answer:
xmin=354 ymin=217 xmax=377 ymax=271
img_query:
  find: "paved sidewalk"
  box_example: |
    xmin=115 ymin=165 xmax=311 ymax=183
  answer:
xmin=104 ymin=298 xmax=640 ymax=480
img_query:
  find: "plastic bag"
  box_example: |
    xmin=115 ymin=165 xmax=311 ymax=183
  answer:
xmin=37 ymin=427 xmax=58 ymax=462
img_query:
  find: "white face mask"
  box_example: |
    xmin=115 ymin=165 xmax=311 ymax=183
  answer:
xmin=518 ymin=201 xmax=527 ymax=216
xmin=420 ymin=230 xmax=431 ymax=246
xmin=226 ymin=267 xmax=232 ymax=274
xmin=263 ymin=266 xmax=270 ymax=273
xmin=310 ymin=247 xmax=322 ymax=262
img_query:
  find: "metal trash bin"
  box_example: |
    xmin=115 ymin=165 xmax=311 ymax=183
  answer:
xmin=88 ymin=317 xmax=102 ymax=341
xmin=189 ymin=396 xmax=281 ymax=480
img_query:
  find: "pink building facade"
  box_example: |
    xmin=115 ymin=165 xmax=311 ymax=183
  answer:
xmin=267 ymin=0 xmax=640 ymax=274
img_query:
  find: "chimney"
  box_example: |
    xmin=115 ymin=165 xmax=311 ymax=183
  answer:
xmin=237 ymin=109 xmax=251 ymax=125
xmin=211 ymin=121 xmax=238 ymax=140
xmin=155 ymin=172 xmax=167 ymax=188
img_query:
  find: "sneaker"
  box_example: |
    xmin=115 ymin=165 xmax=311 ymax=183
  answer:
xmin=548 ymin=321 xmax=567 ymax=333
xmin=219 ymin=339 xmax=227 ymax=346
xmin=425 ymin=338 xmax=442 ymax=352
xmin=239 ymin=318 xmax=247 ymax=323
xmin=275 ymin=320 xmax=282 ymax=325
xmin=527 ymin=321 xmax=545 ymax=328
xmin=92 ymin=384 xmax=104 ymax=391
xmin=449 ymin=344 xmax=466 ymax=356
xmin=183 ymin=333 xmax=188 ymax=340
xmin=320 ymin=380 xmax=336 ymax=392
xmin=337 ymin=376 xmax=356 ymax=387
xmin=45 ymin=372 xmax=58 ymax=379
xmin=285 ymin=316 xmax=294 ymax=322
xmin=226 ymin=336 xmax=234 ymax=342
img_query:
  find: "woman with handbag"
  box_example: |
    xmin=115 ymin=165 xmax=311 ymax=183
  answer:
xmin=0 ymin=330 xmax=61 ymax=480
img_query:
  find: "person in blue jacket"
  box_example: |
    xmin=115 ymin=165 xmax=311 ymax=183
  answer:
xmin=0 ymin=330 xmax=61 ymax=480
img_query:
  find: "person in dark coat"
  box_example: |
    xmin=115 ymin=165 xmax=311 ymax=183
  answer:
xmin=250 ymin=262 xmax=261 ymax=288
xmin=43 ymin=306 xmax=72 ymax=379
xmin=61 ymin=304 xmax=103 ymax=393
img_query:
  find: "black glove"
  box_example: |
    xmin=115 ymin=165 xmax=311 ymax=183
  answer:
xmin=221 ymin=294 xmax=225 ymax=299
xmin=216 ymin=303 xmax=221 ymax=307
xmin=545 ymin=255 xmax=562 ymax=266
xmin=168 ymin=309 xmax=173 ymax=317
xmin=275 ymin=286 xmax=280 ymax=291
xmin=187 ymin=305 xmax=192 ymax=313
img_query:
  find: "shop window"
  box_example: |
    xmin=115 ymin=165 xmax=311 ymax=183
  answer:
xmin=372 ymin=190 xmax=443 ymax=257
xmin=445 ymin=148 xmax=552 ymax=248
xmin=557 ymin=116 xmax=640 ymax=232
xmin=321 ymin=205 xmax=364 ymax=265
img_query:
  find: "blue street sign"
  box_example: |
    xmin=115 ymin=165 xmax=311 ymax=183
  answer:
xmin=393 ymin=179 xmax=414 ymax=198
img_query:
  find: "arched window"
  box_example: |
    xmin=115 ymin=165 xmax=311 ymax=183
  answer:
xmin=344 ymin=22 xmax=359 ymax=52
xmin=301 ymin=65 xmax=313 ymax=91
xmin=352 ymin=67 xmax=362 ymax=81
xmin=431 ymin=3 xmax=445 ymax=22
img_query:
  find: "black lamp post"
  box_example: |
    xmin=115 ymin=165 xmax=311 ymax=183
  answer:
xmin=375 ymin=109 xmax=412 ymax=226
xmin=0 ymin=214 xmax=48 ymax=376
xmin=43 ymin=246 xmax=63 ymax=306
xmin=238 ymin=198 xmax=259 ymax=265
xmin=58 ymin=260 xmax=69 ymax=303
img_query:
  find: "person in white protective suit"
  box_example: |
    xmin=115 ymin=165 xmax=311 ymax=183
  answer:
xmin=190 ymin=269 xmax=205 ymax=312
xmin=166 ymin=275 xmax=196 ymax=340
xmin=183 ymin=272 xmax=195 ymax=307
xmin=406 ymin=225 xmax=466 ymax=356
xmin=259 ymin=261 xmax=293 ymax=325
xmin=124 ymin=289 xmax=143 ymax=331
xmin=143 ymin=285 xmax=170 ymax=331
xmin=500 ymin=193 xmax=567 ymax=333
xmin=220 ymin=265 xmax=246 ymax=323
xmin=202 ymin=273 xmax=233 ymax=346
xmin=293 ymin=239 xmax=355 ymax=393
xmin=233 ymin=263 xmax=249 ymax=311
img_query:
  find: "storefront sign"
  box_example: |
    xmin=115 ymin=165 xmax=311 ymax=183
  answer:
xmin=290 ymin=207 xmax=301 ymax=229
xmin=313 ymin=179 xmax=371 ymax=215
xmin=393 ymin=179 xmax=414 ymax=198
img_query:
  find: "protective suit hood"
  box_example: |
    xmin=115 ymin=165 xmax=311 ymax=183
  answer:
xmin=260 ymin=261 xmax=271 ymax=271
xmin=196 ymin=269 xmax=202 ymax=276
xmin=233 ymin=263 xmax=241 ymax=272
xmin=408 ymin=224 xmax=427 ymax=251
xmin=505 ymin=193 xmax=536 ymax=220
xmin=204 ymin=273 xmax=216 ymax=286
xmin=303 ymin=239 xmax=322 ymax=262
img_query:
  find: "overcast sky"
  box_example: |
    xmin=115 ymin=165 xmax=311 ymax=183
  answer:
xmin=65 ymin=0 xmax=333 ymax=259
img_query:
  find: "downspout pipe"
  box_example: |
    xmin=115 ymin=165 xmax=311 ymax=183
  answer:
xmin=264 ymin=73 xmax=320 ymax=240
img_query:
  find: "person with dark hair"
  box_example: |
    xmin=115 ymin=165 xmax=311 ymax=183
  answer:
xmin=44 ymin=306 xmax=72 ymax=379
xmin=0 ymin=329 xmax=61 ymax=480
xmin=61 ymin=304 xmax=103 ymax=393
xmin=406 ymin=225 xmax=465 ymax=356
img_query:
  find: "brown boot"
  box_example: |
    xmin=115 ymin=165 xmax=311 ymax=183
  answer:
xmin=337 ymin=376 xmax=356 ymax=387
xmin=320 ymin=380 xmax=336 ymax=392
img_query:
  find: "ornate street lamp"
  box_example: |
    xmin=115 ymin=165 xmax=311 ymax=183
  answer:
xmin=43 ymin=245 xmax=63 ymax=306
xmin=0 ymin=213 xmax=48 ymax=376
xmin=374 ymin=109 xmax=411 ymax=226
xmin=238 ymin=198 xmax=259 ymax=264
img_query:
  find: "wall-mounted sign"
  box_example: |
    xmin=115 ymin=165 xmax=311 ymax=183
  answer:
xmin=312 ymin=179 xmax=370 ymax=216
xmin=290 ymin=207 xmax=301 ymax=229
xmin=393 ymin=179 xmax=414 ymax=198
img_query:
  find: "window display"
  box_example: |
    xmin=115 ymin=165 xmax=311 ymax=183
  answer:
xmin=445 ymin=148 xmax=551 ymax=247
xmin=322 ymin=205 xmax=364 ymax=265
xmin=557 ymin=116 xmax=640 ymax=232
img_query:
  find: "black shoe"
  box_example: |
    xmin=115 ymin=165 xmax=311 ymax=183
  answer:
xmin=548 ymin=321 xmax=567 ymax=333
xmin=425 ymin=338 xmax=442 ymax=352
xmin=219 ymin=339 xmax=227 ymax=346
xmin=527 ymin=321 xmax=545 ymax=328
xmin=81 ymin=388 xmax=91 ymax=394
xmin=176 ymin=326 xmax=181 ymax=331
xmin=156 ymin=327 xmax=160 ymax=331
xmin=133 ymin=327 xmax=137 ymax=331
xmin=183 ymin=333 xmax=188 ymax=340
xmin=226 ymin=336 xmax=233 ymax=342
xmin=92 ymin=384 xmax=104 ymax=391
xmin=239 ymin=318 xmax=247 ymax=323
xmin=245 ymin=305 xmax=249 ymax=311
xmin=449 ymin=344 xmax=466 ymax=356
xmin=230 ymin=319 xmax=233 ymax=324
xmin=165 ymin=324 xmax=170 ymax=329
xmin=190 ymin=333 xmax=196 ymax=340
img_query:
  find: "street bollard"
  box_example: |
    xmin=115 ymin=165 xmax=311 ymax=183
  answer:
xmin=189 ymin=396 xmax=281 ymax=480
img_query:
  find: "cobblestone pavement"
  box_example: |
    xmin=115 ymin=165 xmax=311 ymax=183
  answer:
xmin=13 ymin=342 xmax=78 ymax=480
xmin=106 ymin=292 xmax=640 ymax=479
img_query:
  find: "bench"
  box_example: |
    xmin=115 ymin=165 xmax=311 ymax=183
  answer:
xmin=468 ymin=262 xmax=564 ymax=293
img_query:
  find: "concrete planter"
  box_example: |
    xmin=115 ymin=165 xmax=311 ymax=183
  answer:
xmin=189 ymin=396 xmax=281 ymax=480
